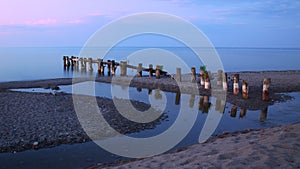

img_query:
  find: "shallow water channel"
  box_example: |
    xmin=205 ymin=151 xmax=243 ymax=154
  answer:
xmin=2 ymin=81 xmax=300 ymax=169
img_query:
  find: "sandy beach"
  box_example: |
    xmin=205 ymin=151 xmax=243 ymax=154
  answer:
xmin=0 ymin=70 xmax=300 ymax=168
xmin=87 ymin=122 xmax=300 ymax=169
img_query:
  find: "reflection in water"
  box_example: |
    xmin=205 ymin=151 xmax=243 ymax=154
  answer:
xmin=198 ymin=95 xmax=212 ymax=114
xmin=148 ymin=89 xmax=152 ymax=95
xmin=240 ymin=108 xmax=247 ymax=118
xmin=189 ymin=94 xmax=195 ymax=108
xmin=230 ymin=105 xmax=238 ymax=117
xmin=154 ymin=89 xmax=163 ymax=100
xmin=260 ymin=107 xmax=268 ymax=121
xmin=175 ymin=91 xmax=181 ymax=105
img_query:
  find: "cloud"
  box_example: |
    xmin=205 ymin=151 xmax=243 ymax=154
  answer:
xmin=67 ymin=19 xmax=84 ymax=24
xmin=24 ymin=18 xmax=57 ymax=26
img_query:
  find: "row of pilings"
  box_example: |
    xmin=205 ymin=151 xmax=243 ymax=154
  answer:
xmin=63 ymin=56 xmax=271 ymax=101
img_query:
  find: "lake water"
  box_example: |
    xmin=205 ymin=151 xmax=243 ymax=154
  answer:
xmin=0 ymin=47 xmax=300 ymax=82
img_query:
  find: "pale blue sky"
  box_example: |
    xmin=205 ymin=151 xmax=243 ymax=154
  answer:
xmin=1 ymin=0 xmax=300 ymax=47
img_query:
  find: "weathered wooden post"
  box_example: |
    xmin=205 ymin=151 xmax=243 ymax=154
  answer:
xmin=204 ymin=71 xmax=210 ymax=90
xmin=74 ymin=57 xmax=79 ymax=70
xmin=200 ymin=66 xmax=206 ymax=86
xmin=240 ymin=108 xmax=247 ymax=118
xmin=63 ymin=56 xmax=67 ymax=67
xmin=78 ymin=57 xmax=83 ymax=71
xmin=97 ymin=58 xmax=103 ymax=75
xmin=242 ymin=80 xmax=249 ymax=99
xmin=107 ymin=60 xmax=111 ymax=76
xmin=223 ymin=73 xmax=228 ymax=91
xmin=120 ymin=61 xmax=127 ymax=76
xmin=233 ymin=74 xmax=239 ymax=95
xmin=230 ymin=105 xmax=237 ymax=117
xmin=262 ymin=78 xmax=271 ymax=101
xmin=175 ymin=91 xmax=181 ymax=105
xmin=155 ymin=65 xmax=161 ymax=79
xmin=137 ymin=63 xmax=143 ymax=77
xmin=189 ymin=94 xmax=195 ymax=108
xmin=112 ymin=60 xmax=116 ymax=76
xmin=191 ymin=67 xmax=196 ymax=83
xmin=148 ymin=64 xmax=153 ymax=77
xmin=176 ymin=68 xmax=181 ymax=82
xmin=82 ymin=58 xmax=87 ymax=72
xmin=70 ymin=56 xmax=75 ymax=68
xmin=260 ymin=107 xmax=268 ymax=120
xmin=63 ymin=56 xmax=70 ymax=70
xmin=88 ymin=58 xmax=93 ymax=72
xmin=217 ymin=70 xmax=223 ymax=86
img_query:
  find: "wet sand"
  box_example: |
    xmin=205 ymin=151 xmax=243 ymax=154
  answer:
xmin=88 ymin=122 xmax=300 ymax=169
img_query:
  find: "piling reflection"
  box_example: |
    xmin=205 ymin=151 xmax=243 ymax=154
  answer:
xmin=104 ymin=82 xmax=271 ymax=125
xmin=240 ymin=108 xmax=247 ymax=118
xmin=230 ymin=105 xmax=238 ymax=117
xmin=189 ymin=94 xmax=195 ymax=108
xmin=227 ymin=104 xmax=269 ymax=120
xmin=260 ymin=107 xmax=268 ymax=121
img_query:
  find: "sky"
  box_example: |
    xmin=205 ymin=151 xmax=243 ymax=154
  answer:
xmin=1 ymin=0 xmax=300 ymax=48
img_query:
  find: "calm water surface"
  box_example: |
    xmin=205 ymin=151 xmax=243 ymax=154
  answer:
xmin=0 ymin=47 xmax=300 ymax=82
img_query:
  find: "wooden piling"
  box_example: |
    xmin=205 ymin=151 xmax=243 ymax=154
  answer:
xmin=191 ymin=67 xmax=196 ymax=83
xmin=242 ymin=80 xmax=249 ymax=99
xmin=233 ymin=74 xmax=239 ymax=95
xmin=107 ymin=60 xmax=111 ymax=76
xmin=155 ymin=65 xmax=161 ymax=79
xmin=176 ymin=68 xmax=181 ymax=82
xmin=200 ymin=66 xmax=206 ymax=86
xmin=97 ymin=58 xmax=103 ymax=75
xmin=137 ymin=63 xmax=143 ymax=77
xmin=112 ymin=60 xmax=116 ymax=76
xmin=70 ymin=56 xmax=75 ymax=67
xmin=262 ymin=78 xmax=271 ymax=101
xmin=74 ymin=57 xmax=79 ymax=70
xmin=204 ymin=71 xmax=210 ymax=90
xmin=120 ymin=61 xmax=127 ymax=76
xmin=88 ymin=58 xmax=93 ymax=72
xmin=223 ymin=73 xmax=228 ymax=91
xmin=217 ymin=70 xmax=223 ymax=86
xmin=149 ymin=64 xmax=153 ymax=77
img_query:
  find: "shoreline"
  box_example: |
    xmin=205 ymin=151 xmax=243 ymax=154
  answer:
xmin=87 ymin=122 xmax=300 ymax=169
